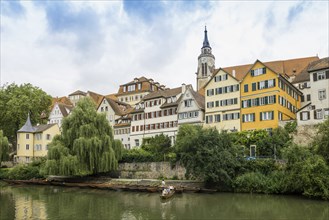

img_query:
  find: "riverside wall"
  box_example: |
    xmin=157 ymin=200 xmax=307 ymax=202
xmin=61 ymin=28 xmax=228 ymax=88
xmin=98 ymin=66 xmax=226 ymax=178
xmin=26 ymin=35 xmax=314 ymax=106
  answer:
xmin=118 ymin=162 xmax=186 ymax=180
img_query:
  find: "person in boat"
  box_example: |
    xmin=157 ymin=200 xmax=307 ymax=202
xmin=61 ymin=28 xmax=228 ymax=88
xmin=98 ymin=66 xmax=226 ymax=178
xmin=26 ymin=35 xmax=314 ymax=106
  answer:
xmin=161 ymin=179 xmax=165 ymax=187
xmin=162 ymin=188 xmax=169 ymax=196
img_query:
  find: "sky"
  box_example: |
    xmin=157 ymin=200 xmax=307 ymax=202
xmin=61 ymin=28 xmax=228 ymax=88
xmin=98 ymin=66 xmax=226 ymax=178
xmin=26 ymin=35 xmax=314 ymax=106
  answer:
xmin=1 ymin=0 xmax=328 ymax=97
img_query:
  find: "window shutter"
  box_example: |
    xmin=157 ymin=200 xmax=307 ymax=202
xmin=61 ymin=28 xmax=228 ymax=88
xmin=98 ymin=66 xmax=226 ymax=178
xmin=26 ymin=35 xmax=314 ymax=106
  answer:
xmin=314 ymin=110 xmax=317 ymax=119
xmin=273 ymin=95 xmax=276 ymax=103
xmin=257 ymin=82 xmax=260 ymax=90
xmin=313 ymin=73 xmax=317 ymax=81
xmin=326 ymin=70 xmax=329 ymax=79
xmin=252 ymin=83 xmax=256 ymax=91
xmin=265 ymin=80 xmax=268 ymax=88
xmin=301 ymin=95 xmax=304 ymax=102
xmin=271 ymin=111 xmax=274 ymax=120
xmin=263 ymin=67 xmax=266 ymax=73
xmin=273 ymin=79 xmax=276 ymax=87
xmin=251 ymin=70 xmax=254 ymax=76
xmin=300 ymin=112 xmax=303 ymax=120
xmin=242 ymin=115 xmax=245 ymax=122
xmin=260 ymin=112 xmax=262 ymax=121
xmin=307 ymin=111 xmax=310 ymax=120
xmin=237 ymin=84 xmax=240 ymax=91
xmin=253 ymin=113 xmax=255 ymax=121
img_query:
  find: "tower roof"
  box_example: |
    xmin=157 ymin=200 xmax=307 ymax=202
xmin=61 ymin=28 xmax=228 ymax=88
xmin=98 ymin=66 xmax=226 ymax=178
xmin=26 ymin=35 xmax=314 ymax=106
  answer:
xmin=18 ymin=113 xmax=35 ymax=133
xmin=202 ymin=26 xmax=211 ymax=49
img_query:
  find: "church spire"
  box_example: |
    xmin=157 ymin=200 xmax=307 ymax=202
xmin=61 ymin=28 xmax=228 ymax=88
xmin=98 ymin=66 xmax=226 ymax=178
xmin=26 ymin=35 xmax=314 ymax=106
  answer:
xmin=202 ymin=26 xmax=211 ymax=49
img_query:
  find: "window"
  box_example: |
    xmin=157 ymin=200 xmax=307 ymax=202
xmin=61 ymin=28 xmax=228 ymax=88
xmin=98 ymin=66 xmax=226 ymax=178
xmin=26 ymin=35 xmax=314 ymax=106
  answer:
xmin=259 ymin=81 xmax=265 ymax=90
xmin=128 ymin=85 xmax=136 ymax=92
xmin=135 ymin=139 xmax=140 ymax=147
xmin=244 ymin=84 xmax=248 ymax=93
xmin=206 ymin=115 xmax=213 ymax=124
xmin=46 ymin=134 xmax=51 ymax=140
xmin=319 ymin=89 xmax=326 ymax=100
xmin=138 ymin=83 xmax=142 ymax=90
xmin=307 ymin=94 xmax=311 ymax=102
xmin=26 ymin=144 xmax=29 ymax=150
xmin=316 ymin=110 xmax=323 ymax=119
xmin=207 ymin=102 xmax=214 ymax=108
xmin=251 ymin=67 xmax=266 ymax=76
xmin=324 ymin=109 xmax=329 ymax=118
xmin=184 ymin=99 xmax=192 ymax=107
xmin=260 ymin=111 xmax=274 ymax=121
xmin=207 ymin=89 xmax=214 ymax=96
xmin=214 ymin=114 xmax=221 ymax=122
xmin=243 ymin=113 xmax=255 ymax=122
xmin=252 ymin=83 xmax=257 ymax=91
xmin=317 ymin=71 xmax=326 ymax=80
xmin=26 ymin=134 xmax=29 ymax=139
xmin=35 ymin=133 xmax=42 ymax=140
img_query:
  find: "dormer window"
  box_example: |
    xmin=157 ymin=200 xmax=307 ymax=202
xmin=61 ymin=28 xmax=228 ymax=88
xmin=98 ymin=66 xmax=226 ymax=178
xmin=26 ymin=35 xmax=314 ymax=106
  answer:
xmin=172 ymin=96 xmax=177 ymax=102
xmin=123 ymin=86 xmax=126 ymax=93
xmin=167 ymin=98 xmax=172 ymax=103
xmin=138 ymin=83 xmax=142 ymax=90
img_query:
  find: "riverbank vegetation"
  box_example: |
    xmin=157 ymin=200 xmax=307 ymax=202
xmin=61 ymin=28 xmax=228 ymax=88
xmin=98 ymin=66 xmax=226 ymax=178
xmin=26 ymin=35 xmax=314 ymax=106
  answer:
xmin=175 ymin=119 xmax=329 ymax=200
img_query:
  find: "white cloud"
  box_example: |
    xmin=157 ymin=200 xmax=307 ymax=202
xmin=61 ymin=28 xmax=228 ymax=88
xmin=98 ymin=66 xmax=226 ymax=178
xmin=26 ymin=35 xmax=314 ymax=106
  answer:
xmin=1 ymin=1 xmax=328 ymax=97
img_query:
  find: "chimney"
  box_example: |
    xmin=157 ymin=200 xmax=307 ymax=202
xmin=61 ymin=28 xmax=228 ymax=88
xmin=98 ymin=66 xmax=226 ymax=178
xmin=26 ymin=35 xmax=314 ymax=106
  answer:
xmin=182 ymin=83 xmax=186 ymax=94
xmin=232 ymin=70 xmax=236 ymax=78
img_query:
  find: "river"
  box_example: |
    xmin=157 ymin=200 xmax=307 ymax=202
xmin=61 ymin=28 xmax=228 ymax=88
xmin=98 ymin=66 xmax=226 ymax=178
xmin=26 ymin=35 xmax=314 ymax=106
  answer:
xmin=0 ymin=183 xmax=328 ymax=220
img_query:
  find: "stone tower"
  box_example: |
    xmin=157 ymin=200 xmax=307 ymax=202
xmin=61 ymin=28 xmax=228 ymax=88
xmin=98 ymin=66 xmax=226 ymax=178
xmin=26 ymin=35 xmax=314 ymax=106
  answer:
xmin=196 ymin=26 xmax=215 ymax=91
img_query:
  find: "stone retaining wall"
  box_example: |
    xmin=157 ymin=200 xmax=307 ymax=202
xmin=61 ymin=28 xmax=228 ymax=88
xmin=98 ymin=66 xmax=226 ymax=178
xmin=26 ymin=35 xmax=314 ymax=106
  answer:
xmin=118 ymin=162 xmax=186 ymax=180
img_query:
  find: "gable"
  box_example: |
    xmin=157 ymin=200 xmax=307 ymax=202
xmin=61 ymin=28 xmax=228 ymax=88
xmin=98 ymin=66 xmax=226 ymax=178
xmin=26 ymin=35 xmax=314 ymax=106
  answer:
xmin=241 ymin=60 xmax=278 ymax=84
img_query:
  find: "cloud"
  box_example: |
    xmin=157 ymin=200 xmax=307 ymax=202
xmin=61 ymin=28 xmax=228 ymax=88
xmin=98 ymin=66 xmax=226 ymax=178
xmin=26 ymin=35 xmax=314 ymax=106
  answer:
xmin=1 ymin=1 xmax=328 ymax=98
xmin=1 ymin=0 xmax=25 ymax=18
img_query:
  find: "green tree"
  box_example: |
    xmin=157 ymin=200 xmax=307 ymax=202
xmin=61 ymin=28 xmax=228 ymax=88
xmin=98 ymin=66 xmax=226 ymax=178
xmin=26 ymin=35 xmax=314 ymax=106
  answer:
xmin=142 ymin=134 xmax=172 ymax=161
xmin=175 ymin=125 xmax=240 ymax=188
xmin=314 ymin=118 xmax=329 ymax=164
xmin=0 ymin=83 xmax=52 ymax=147
xmin=0 ymin=130 xmax=9 ymax=165
xmin=43 ymin=97 xmax=123 ymax=176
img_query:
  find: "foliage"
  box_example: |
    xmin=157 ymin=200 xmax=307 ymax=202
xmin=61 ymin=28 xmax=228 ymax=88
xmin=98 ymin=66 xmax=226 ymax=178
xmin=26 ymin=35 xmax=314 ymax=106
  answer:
xmin=175 ymin=125 xmax=241 ymax=188
xmin=7 ymin=162 xmax=44 ymax=180
xmin=0 ymin=130 xmax=9 ymax=165
xmin=0 ymin=168 xmax=11 ymax=179
xmin=313 ymin=118 xmax=329 ymax=164
xmin=120 ymin=148 xmax=155 ymax=163
xmin=234 ymin=172 xmax=269 ymax=193
xmin=284 ymin=120 xmax=297 ymax=133
xmin=232 ymin=128 xmax=290 ymax=158
xmin=141 ymin=134 xmax=172 ymax=161
xmin=240 ymin=159 xmax=277 ymax=176
xmin=0 ymin=83 xmax=52 ymax=146
xmin=43 ymin=98 xmax=123 ymax=176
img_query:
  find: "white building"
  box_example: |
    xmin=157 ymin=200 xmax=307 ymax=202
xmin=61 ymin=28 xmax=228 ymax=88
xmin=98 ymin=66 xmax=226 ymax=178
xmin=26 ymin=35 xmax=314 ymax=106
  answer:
xmin=129 ymin=86 xmax=185 ymax=148
xmin=113 ymin=115 xmax=132 ymax=149
xmin=48 ymin=102 xmax=73 ymax=127
xmin=177 ymin=84 xmax=205 ymax=125
xmin=297 ymin=57 xmax=329 ymax=125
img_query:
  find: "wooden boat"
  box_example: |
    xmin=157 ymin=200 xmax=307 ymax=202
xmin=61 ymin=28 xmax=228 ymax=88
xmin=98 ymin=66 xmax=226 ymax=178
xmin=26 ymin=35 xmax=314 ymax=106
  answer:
xmin=160 ymin=188 xmax=175 ymax=199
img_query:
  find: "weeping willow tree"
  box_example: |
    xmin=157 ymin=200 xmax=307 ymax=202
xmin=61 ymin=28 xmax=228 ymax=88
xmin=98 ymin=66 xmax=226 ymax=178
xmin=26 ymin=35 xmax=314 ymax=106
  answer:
xmin=43 ymin=98 xmax=124 ymax=176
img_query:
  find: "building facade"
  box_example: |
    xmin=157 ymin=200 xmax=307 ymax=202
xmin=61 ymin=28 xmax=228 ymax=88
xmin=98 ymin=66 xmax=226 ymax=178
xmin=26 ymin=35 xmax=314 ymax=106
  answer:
xmin=48 ymin=102 xmax=73 ymax=127
xmin=297 ymin=57 xmax=329 ymax=125
xmin=204 ymin=69 xmax=241 ymax=132
xmin=15 ymin=114 xmax=60 ymax=163
xmin=129 ymin=86 xmax=184 ymax=148
xmin=177 ymin=84 xmax=205 ymax=125
xmin=116 ymin=77 xmax=166 ymax=106
xmin=240 ymin=60 xmax=302 ymax=131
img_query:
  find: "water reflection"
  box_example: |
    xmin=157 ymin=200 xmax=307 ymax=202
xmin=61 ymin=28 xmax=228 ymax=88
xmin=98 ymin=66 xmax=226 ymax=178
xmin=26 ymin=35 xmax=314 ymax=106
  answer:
xmin=0 ymin=184 xmax=328 ymax=220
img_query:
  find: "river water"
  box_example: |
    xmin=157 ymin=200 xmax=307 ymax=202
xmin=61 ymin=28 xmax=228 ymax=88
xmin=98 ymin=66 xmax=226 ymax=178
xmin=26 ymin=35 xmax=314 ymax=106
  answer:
xmin=0 ymin=183 xmax=328 ymax=220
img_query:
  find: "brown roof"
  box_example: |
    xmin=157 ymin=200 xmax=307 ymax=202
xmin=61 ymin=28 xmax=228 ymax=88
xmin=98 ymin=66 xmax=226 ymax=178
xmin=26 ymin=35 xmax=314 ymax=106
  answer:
xmin=105 ymin=93 xmax=118 ymax=100
xmin=51 ymin=97 xmax=72 ymax=109
xmin=292 ymin=67 xmax=309 ymax=84
xmin=102 ymin=97 xmax=132 ymax=116
xmin=34 ymin=124 xmax=57 ymax=133
xmin=191 ymin=89 xmax=205 ymax=110
xmin=58 ymin=103 xmax=73 ymax=117
xmin=122 ymin=76 xmax=149 ymax=86
xmin=221 ymin=56 xmax=319 ymax=81
xmin=86 ymin=91 xmax=104 ymax=107
xmin=307 ymin=57 xmax=329 ymax=72
xmin=143 ymin=87 xmax=182 ymax=101
xmin=69 ymin=90 xmax=87 ymax=96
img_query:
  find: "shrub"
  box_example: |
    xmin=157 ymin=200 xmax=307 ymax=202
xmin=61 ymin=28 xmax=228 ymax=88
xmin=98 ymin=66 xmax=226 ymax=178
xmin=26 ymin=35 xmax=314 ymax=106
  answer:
xmin=7 ymin=164 xmax=44 ymax=180
xmin=120 ymin=149 xmax=155 ymax=163
xmin=233 ymin=172 xmax=268 ymax=193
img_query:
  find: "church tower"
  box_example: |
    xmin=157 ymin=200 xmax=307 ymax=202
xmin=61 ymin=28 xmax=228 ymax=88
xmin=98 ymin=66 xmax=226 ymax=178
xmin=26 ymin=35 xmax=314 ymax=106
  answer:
xmin=196 ymin=26 xmax=215 ymax=91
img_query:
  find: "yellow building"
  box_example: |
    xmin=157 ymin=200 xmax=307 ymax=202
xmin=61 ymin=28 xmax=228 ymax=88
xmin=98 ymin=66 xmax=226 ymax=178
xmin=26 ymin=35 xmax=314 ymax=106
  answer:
xmin=204 ymin=68 xmax=241 ymax=132
xmin=15 ymin=114 xmax=60 ymax=163
xmin=240 ymin=60 xmax=302 ymax=131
